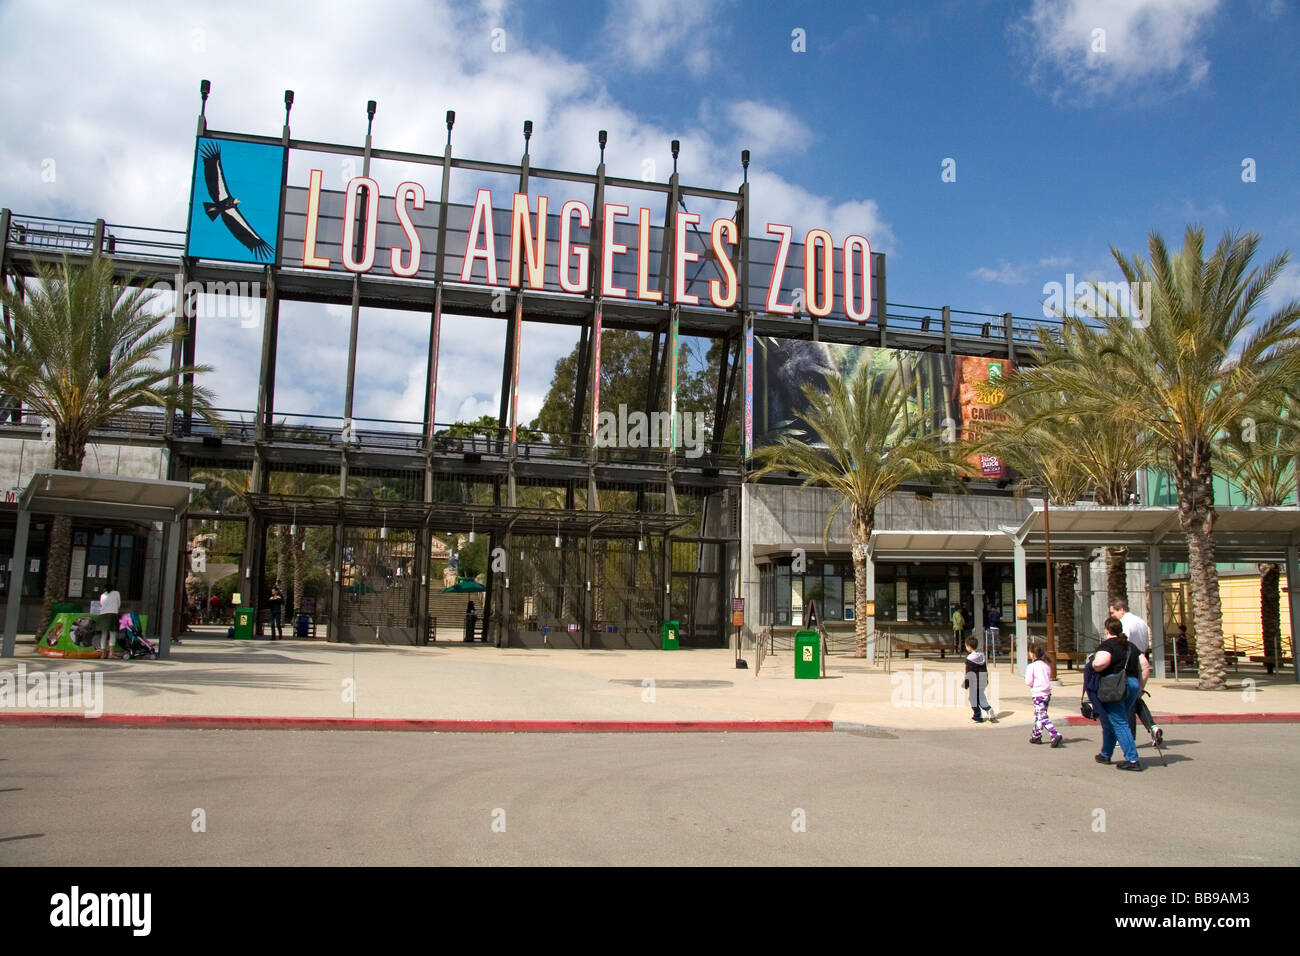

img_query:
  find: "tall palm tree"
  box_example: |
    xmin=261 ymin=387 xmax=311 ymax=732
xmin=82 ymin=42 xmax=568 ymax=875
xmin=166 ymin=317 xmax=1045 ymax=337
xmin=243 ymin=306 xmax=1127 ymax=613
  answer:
xmin=0 ymin=256 xmax=217 ymax=627
xmin=967 ymin=391 xmax=1092 ymax=651
xmin=1012 ymin=227 xmax=1300 ymax=689
xmin=995 ymin=324 xmax=1155 ymax=607
xmin=751 ymin=364 xmax=961 ymax=657
xmin=1221 ymin=413 xmax=1297 ymax=666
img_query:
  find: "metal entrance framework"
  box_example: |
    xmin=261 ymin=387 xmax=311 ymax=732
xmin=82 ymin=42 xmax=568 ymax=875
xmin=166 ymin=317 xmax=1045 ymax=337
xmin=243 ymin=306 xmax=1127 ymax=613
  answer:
xmin=1 ymin=83 xmax=1064 ymax=647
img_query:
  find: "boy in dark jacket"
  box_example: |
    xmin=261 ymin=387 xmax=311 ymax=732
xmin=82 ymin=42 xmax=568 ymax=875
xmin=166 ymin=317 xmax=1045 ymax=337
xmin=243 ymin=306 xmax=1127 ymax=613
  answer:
xmin=963 ymin=636 xmax=996 ymax=722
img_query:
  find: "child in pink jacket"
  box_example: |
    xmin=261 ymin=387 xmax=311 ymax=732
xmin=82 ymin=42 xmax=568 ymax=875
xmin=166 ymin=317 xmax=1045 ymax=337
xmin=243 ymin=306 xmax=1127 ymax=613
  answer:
xmin=1025 ymin=646 xmax=1062 ymax=747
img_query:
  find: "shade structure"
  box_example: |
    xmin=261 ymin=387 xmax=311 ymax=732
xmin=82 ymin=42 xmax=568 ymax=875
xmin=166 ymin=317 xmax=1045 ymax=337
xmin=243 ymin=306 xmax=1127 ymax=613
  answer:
xmin=2 ymin=469 xmax=205 ymax=658
xmin=441 ymin=578 xmax=486 ymax=593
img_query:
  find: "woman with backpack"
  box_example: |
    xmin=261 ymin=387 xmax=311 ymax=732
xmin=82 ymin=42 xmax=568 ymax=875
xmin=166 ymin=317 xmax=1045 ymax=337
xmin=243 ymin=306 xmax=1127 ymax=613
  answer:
xmin=1090 ymin=616 xmax=1151 ymax=771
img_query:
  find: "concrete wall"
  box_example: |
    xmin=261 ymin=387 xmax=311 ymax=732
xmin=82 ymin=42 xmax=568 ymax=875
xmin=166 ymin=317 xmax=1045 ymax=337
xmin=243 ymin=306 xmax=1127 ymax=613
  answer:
xmin=1 ymin=437 xmax=167 ymax=494
xmin=739 ymin=484 xmax=1035 ymax=648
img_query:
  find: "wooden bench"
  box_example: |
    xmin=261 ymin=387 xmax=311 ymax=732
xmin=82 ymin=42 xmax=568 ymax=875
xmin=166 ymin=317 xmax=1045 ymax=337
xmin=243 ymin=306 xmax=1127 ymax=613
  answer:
xmin=895 ymin=641 xmax=949 ymax=659
xmin=1055 ymin=652 xmax=1088 ymax=670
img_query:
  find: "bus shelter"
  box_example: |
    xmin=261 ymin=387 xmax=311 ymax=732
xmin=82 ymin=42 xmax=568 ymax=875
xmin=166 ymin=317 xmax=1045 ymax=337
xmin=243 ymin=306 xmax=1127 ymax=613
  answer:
xmin=2 ymin=470 xmax=204 ymax=659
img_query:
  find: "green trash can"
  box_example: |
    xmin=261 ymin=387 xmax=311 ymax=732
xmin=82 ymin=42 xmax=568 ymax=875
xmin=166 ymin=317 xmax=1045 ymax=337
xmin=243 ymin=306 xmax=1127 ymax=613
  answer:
xmin=233 ymin=607 xmax=256 ymax=640
xmin=794 ymin=629 xmax=820 ymax=679
xmin=660 ymin=620 xmax=680 ymax=650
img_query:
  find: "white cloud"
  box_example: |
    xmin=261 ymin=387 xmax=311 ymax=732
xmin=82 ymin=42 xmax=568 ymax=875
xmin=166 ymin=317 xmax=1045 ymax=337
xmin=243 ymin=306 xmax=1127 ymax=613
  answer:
xmin=725 ymin=101 xmax=811 ymax=159
xmin=0 ymin=0 xmax=891 ymax=425
xmin=1013 ymin=0 xmax=1220 ymax=103
xmin=969 ymin=262 xmax=1027 ymax=285
xmin=602 ymin=0 xmax=726 ymax=76
xmin=1262 ymin=263 xmax=1300 ymax=312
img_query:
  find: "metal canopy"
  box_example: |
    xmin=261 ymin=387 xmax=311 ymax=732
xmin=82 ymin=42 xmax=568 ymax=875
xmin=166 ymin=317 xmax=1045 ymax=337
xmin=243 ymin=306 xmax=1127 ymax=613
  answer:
xmin=3 ymin=470 xmax=205 ymax=659
xmin=17 ymin=469 xmax=204 ymax=523
xmin=1011 ymin=505 xmax=1300 ymax=563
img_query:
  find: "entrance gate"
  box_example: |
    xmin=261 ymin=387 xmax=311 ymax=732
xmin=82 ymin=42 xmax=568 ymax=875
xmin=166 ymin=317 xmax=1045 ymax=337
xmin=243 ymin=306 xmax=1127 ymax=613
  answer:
xmin=337 ymin=527 xmax=418 ymax=644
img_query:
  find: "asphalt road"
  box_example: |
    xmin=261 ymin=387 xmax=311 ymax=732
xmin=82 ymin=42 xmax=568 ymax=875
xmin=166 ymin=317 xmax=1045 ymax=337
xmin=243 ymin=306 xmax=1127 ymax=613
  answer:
xmin=1 ymin=725 xmax=1295 ymax=866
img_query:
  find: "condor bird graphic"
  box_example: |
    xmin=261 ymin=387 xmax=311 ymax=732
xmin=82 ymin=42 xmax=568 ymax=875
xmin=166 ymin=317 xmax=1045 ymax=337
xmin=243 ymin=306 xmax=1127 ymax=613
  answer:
xmin=199 ymin=141 xmax=274 ymax=262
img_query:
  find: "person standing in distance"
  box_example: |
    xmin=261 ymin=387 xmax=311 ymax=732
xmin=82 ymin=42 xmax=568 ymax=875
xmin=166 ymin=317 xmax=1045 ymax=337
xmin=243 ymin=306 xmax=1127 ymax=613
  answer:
xmin=1109 ymin=598 xmax=1163 ymax=746
xmin=97 ymin=580 xmax=121 ymax=660
xmin=951 ymin=605 xmax=966 ymax=654
xmin=267 ymin=583 xmax=285 ymax=640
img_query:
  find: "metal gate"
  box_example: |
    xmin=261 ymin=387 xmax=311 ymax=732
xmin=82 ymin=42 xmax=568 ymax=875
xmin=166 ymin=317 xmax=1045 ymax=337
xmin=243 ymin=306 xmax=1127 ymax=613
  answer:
xmin=337 ymin=527 xmax=418 ymax=644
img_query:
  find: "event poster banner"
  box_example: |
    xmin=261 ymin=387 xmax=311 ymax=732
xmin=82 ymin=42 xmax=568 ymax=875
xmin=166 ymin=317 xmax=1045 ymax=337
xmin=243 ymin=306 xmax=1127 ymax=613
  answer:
xmin=752 ymin=337 xmax=1011 ymax=478
xmin=185 ymin=136 xmax=286 ymax=265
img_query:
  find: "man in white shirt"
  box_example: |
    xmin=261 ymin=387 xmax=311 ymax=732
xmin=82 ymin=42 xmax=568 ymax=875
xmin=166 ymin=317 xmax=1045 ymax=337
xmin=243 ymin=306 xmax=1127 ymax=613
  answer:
xmin=98 ymin=582 xmax=122 ymax=659
xmin=1109 ymin=599 xmax=1162 ymax=746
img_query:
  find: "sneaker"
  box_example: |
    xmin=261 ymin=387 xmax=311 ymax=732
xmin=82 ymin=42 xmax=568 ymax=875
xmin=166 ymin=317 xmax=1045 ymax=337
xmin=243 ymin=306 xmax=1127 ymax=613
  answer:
xmin=1116 ymin=760 xmax=1143 ymax=772
xmin=1094 ymin=754 xmax=1112 ymax=764
xmin=1152 ymin=727 xmax=1164 ymax=746
xmin=1050 ymin=735 xmax=1063 ymax=748
xmin=972 ymin=715 xmax=985 ymax=723
xmin=985 ymin=710 xmax=997 ymax=723
xmin=1029 ymin=736 xmax=1043 ymax=744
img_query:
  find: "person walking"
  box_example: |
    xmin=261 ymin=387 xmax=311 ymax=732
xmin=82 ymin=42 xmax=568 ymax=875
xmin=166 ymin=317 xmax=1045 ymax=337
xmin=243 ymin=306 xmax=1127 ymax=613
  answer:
xmin=267 ymin=583 xmax=285 ymax=640
xmin=1091 ymin=616 xmax=1150 ymax=771
xmin=963 ymin=636 xmax=996 ymax=723
xmin=1025 ymin=646 xmax=1063 ymax=747
xmin=952 ymin=606 xmax=966 ymax=654
xmin=1109 ymin=599 xmax=1163 ymax=746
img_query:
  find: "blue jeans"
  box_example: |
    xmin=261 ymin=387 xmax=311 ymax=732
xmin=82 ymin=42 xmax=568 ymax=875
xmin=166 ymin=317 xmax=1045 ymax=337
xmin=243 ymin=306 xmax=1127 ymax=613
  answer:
xmin=1098 ymin=677 xmax=1141 ymax=763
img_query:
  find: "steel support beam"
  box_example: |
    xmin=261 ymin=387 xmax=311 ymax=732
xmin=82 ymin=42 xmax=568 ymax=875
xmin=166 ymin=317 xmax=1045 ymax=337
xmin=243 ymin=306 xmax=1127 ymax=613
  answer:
xmin=1 ymin=507 xmax=31 ymax=657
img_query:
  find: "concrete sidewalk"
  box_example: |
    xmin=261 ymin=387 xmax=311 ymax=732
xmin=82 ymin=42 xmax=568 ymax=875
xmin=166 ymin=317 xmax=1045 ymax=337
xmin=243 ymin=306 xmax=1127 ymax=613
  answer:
xmin=2 ymin=633 xmax=1297 ymax=731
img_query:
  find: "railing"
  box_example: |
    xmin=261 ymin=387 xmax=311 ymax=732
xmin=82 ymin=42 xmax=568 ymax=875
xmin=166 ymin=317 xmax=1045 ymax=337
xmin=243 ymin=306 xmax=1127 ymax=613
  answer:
xmin=6 ymin=214 xmax=185 ymax=262
xmin=755 ymin=625 xmax=772 ymax=675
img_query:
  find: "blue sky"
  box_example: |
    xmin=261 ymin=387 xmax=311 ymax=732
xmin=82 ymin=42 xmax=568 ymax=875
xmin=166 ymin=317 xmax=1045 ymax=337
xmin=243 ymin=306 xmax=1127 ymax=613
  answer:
xmin=1 ymin=0 xmax=1298 ymax=424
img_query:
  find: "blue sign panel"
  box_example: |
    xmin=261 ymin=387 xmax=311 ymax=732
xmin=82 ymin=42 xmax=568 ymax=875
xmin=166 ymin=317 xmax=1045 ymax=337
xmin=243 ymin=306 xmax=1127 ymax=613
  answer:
xmin=185 ymin=137 xmax=285 ymax=265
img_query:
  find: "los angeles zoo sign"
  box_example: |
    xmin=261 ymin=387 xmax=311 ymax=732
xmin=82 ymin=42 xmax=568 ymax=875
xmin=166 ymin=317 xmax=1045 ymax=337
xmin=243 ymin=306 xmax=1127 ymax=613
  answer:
xmin=186 ymin=136 xmax=875 ymax=322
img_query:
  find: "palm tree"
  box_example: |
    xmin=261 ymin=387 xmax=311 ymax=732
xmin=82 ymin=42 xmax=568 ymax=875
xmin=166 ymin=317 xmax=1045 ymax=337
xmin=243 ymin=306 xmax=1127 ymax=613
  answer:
xmin=0 ymin=255 xmax=217 ymax=628
xmin=751 ymin=363 xmax=961 ymax=657
xmin=967 ymin=391 xmax=1092 ymax=652
xmin=1221 ymin=412 xmax=1297 ymax=667
xmin=1009 ymin=316 xmax=1155 ymax=606
xmin=1012 ymin=227 xmax=1300 ymax=689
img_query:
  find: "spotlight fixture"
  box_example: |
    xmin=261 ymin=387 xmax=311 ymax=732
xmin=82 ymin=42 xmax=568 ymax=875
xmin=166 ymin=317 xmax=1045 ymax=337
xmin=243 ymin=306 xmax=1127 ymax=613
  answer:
xmin=380 ymin=509 xmax=389 ymax=540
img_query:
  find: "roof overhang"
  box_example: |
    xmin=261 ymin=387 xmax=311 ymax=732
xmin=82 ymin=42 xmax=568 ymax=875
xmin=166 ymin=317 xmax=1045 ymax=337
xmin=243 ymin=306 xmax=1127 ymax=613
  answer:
xmin=17 ymin=469 xmax=204 ymax=523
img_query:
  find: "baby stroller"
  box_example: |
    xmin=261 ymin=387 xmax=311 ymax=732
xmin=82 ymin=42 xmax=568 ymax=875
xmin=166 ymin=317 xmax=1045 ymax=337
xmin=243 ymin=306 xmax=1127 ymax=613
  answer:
xmin=116 ymin=612 xmax=158 ymax=661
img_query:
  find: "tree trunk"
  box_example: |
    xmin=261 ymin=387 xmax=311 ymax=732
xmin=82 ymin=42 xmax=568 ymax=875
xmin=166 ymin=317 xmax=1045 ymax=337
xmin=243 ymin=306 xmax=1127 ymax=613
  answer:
xmin=1055 ymin=562 xmax=1077 ymax=653
xmin=1105 ymin=547 xmax=1129 ymax=606
xmin=1260 ymin=562 xmax=1281 ymax=665
xmin=851 ymin=503 xmax=873 ymax=658
xmin=41 ymin=430 xmax=87 ymax=632
xmin=275 ymin=525 xmax=289 ymax=600
xmin=1175 ymin=440 xmax=1226 ymax=689
xmin=292 ymin=527 xmax=306 ymax=618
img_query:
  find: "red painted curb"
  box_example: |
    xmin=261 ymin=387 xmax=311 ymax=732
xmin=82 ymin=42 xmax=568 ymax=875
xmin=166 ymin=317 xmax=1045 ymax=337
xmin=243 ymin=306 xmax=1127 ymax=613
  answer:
xmin=1063 ymin=712 xmax=1300 ymax=726
xmin=0 ymin=713 xmax=836 ymax=733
